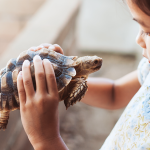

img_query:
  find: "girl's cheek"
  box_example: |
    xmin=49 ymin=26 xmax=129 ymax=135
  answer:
xmin=146 ymin=36 xmax=150 ymax=62
xmin=147 ymin=37 xmax=150 ymax=52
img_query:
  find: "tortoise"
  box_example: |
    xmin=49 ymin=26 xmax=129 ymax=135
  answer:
xmin=0 ymin=47 xmax=102 ymax=130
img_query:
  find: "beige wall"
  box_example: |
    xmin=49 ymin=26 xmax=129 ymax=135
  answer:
xmin=0 ymin=0 xmax=46 ymax=55
xmin=77 ymin=0 xmax=141 ymax=55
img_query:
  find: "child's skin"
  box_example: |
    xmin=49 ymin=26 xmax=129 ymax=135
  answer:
xmin=17 ymin=0 xmax=150 ymax=149
xmin=17 ymin=44 xmax=69 ymax=150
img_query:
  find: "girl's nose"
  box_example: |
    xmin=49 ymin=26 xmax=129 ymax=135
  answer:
xmin=136 ymin=32 xmax=146 ymax=49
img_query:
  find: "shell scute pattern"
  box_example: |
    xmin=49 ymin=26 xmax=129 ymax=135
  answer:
xmin=56 ymin=74 xmax=72 ymax=92
xmin=38 ymin=48 xmax=49 ymax=58
xmin=17 ymin=51 xmax=33 ymax=65
xmin=2 ymin=72 xmax=13 ymax=93
xmin=1 ymin=71 xmax=19 ymax=112
xmin=0 ymin=68 xmax=6 ymax=77
xmin=6 ymin=59 xmax=16 ymax=72
xmin=0 ymin=94 xmax=2 ymax=111
xmin=54 ymin=67 xmax=62 ymax=77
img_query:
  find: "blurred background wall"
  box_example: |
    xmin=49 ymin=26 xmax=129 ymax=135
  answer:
xmin=77 ymin=0 xmax=140 ymax=54
xmin=0 ymin=0 xmax=143 ymax=150
xmin=0 ymin=0 xmax=46 ymax=55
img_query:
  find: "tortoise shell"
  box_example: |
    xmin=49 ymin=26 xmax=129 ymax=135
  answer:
xmin=0 ymin=48 xmax=78 ymax=130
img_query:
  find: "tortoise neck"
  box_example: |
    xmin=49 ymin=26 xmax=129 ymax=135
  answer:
xmin=74 ymin=64 xmax=88 ymax=79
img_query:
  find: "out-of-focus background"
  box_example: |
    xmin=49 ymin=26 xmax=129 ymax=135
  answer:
xmin=0 ymin=0 xmax=143 ymax=149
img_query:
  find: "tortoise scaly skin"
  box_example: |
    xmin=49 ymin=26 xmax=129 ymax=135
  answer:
xmin=0 ymin=47 xmax=102 ymax=130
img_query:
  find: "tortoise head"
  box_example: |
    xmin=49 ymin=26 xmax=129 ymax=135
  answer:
xmin=74 ymin=56 xmax=102 ymax=78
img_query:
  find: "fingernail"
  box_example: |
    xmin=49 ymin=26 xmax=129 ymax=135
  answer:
xmin=19 ymin=71 xmax=22 ymax=75
xmin=18 ymin=71 xmax=22 ymax=79
xmin=23 ymin=60 xmax=30 ymax=67
xmin=37 ymin=46 xmax=42 ymax=50
xmin=43 ymin=44 xmax=50 ymax=48
xmin=28 ymin=46 xmax=36 ymax=51
xmin=43 ymin=59 xmax=49 ymax=63
xmin=49 ymin=45 xmax=55 ymax=50
xmin=34 ymin=55 xmax=41 ymax=61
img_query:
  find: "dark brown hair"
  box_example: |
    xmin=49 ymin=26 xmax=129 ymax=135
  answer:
xmin=131 ymin=0 xmax=150 ymax=16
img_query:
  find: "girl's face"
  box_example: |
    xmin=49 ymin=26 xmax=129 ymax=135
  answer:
xmin=126 ymin=0 xmax=150 ymax=62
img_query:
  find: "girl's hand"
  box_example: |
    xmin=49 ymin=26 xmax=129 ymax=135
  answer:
xmin=17 ymin=55 xmax=64 ymax=149
xmin=28 ymin=43 xmax=64 ymax=55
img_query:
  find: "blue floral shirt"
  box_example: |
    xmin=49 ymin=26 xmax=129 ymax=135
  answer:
xmin=100 ymin=57 xmax=150 ymax=150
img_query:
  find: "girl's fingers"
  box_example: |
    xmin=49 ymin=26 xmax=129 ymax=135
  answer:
xmin=40 ymin=43 xmax=64 ymax=54
xmin=30 ymin=46 xmax=43 ymax=52
xmin=17 ymin=71 xmax=26 ymax=106
xmin=39 ymin=43 xmax=52 ymax=49
xmin=28 ymin=44 xmax=64 ymax=55
xmin=22 ymin=60 xmax=35 ymax=97
xmin=43 ymin=59 xmax=58 ymax=95
xmin=36 ymin=46 xmax=43 ymax=51
xmin=33 ymin=55 xmax=47 ymax=94
xmin=28 ymin=46 xmax=37 ymax=51
xmin=52 ymin=44 xmax=64 ymax=54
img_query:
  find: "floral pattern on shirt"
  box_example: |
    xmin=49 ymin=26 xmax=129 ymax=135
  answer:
xmin=100 ymin=57 xmax=150 ymax=150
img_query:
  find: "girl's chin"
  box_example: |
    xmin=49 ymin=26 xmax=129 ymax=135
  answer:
xmin=148 ymin=59 xmax=150 ymax=63
xmin=143 ymin=56 xmax=150 ymax=63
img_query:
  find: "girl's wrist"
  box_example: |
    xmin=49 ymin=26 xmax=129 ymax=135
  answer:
xmin=32 ymin=135 xmax=68 ymax=150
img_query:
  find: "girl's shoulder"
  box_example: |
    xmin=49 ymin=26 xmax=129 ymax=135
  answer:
xmin=138 ymin=57 xmax=150 ymax=85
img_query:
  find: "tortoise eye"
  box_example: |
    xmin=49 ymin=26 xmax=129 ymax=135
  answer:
xmin=94 ymin=60 xmax=98 ymax=64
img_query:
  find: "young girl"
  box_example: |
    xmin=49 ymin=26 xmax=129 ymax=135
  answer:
xmin=17 ymin=0 xmax=150 ymax=149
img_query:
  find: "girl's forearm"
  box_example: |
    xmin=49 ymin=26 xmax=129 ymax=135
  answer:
xmin=33 ymin=136 xmax=69 ymax=150
xmin=81 ymin=77 xmax=114 ymax=109
xmin=82 ymin=71 xmax=140 ymax=110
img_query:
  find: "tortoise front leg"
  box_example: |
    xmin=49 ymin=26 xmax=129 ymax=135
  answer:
xmin=63 ymin=78 xmax=88 ymax=109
